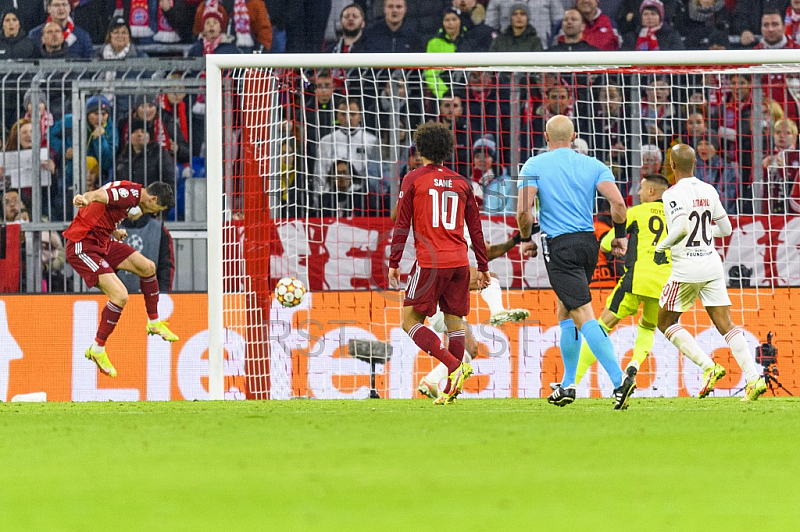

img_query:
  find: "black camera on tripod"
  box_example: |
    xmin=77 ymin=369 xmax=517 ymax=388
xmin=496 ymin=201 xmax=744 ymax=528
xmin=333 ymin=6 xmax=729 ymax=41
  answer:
xmin=736 ymin=332 xmax=793 ymax=398
xmin=755 ymin=332 xmax=777 ymax=368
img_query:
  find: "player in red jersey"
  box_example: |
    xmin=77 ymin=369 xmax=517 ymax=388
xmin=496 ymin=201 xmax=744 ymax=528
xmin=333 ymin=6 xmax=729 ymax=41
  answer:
xmin=64 ymin=180 xmax=176 ymax=378
xmin=389 ymin=122 xmax=491 ymax=405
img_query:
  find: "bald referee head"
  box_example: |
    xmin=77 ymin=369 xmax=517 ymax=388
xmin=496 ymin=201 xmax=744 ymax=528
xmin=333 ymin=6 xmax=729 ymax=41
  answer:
xmin=670 ymin=143 xmax=697 ymax=181
xmin=544 ymin=115 xmax=577 ymax=147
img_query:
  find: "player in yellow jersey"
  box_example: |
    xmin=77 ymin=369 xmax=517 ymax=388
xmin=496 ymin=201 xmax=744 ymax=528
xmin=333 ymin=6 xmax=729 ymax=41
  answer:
xmin=573 ymin=174 xmax=671 ymax=385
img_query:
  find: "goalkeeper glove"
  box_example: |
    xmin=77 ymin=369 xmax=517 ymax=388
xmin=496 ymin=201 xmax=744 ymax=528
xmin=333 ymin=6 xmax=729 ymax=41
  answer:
xmin=653 ymin=251 xmax=669 ymax=265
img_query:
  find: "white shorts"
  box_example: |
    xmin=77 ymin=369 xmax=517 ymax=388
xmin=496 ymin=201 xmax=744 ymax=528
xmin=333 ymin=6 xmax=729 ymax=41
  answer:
xmin=659 ymin=277 xmax=732 ymax=313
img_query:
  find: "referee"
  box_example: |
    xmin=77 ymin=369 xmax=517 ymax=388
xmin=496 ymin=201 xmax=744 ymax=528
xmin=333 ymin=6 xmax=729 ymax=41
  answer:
xmin=516 ymin=115 xmax=636 ymax=410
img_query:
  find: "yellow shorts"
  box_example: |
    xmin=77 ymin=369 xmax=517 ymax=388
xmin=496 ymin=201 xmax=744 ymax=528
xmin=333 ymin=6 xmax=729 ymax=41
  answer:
xmin=605 ymin=282 xmax=659 ymax=325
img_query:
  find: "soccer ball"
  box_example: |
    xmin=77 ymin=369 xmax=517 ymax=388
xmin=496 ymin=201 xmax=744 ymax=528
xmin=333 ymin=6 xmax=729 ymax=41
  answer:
xmin=275 ymin=277 xmax=306 ymax=307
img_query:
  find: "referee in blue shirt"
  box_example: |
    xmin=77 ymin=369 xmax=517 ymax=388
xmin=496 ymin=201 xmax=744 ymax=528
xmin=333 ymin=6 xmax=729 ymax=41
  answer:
xmin=516 ymin=115 xmax=636 ymax=410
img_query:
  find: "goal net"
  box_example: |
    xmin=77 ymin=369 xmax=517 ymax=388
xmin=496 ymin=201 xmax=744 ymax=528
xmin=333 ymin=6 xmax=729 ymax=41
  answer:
xmin=207 ymin=51 xmax=800 ymax=400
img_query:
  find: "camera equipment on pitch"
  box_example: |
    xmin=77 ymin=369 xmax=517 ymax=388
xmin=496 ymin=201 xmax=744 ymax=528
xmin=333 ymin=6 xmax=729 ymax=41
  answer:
xmin=754 ymin=332 xmax=792 ymax=397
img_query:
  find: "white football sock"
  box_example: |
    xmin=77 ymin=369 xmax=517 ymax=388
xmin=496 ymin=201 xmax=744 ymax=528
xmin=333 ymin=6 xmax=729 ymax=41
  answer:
xmin=481 ymin=277 xmax=505 ymax=316
xmin=665 ymin=325 xmax=714 ymax=371
xmin=725 ymin=327 xmax=759 ymax=382
xmin=91 ymin=342 xmax=105 ymax=354
xmin=147 ymin=318 xmax=160 ymax=326
xmin=425 ymin=362 xmax=449 ymax=386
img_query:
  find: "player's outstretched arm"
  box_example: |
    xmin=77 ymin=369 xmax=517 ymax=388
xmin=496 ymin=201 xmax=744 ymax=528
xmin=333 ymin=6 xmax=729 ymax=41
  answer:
xmin=73 ymin=189 xmax=109 ymax=208
xmin=486 ymin=235 xmax=518 ymax=261
xmin=597 ymin=180 xmax=628 ymax=257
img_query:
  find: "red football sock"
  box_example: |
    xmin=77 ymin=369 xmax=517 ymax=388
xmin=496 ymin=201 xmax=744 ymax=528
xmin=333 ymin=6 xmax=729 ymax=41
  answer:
xmin=140 ymin=275 xmax=160 ymax=320
xmin=95 ymin=301 xmax=124 ymax=347
xmin=408 ymin=323 xmax=460 ymax=374
xmin=447 ymin=329 xmax=466 ymax=362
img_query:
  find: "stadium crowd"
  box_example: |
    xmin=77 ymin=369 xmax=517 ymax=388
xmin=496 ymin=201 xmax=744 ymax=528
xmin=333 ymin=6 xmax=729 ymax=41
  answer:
xmin=2 ymin=0 xmax=800 ymax=294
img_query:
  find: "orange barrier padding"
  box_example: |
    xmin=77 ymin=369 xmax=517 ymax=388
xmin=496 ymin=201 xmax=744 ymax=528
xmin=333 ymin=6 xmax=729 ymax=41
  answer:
xmin=1 ymin=290 xmax=797 ymax=401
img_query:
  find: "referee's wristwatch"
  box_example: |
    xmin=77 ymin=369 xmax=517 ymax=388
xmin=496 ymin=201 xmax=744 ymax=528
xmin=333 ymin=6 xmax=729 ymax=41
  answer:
xmin=513 ymin=223 xmax=540 ymax=244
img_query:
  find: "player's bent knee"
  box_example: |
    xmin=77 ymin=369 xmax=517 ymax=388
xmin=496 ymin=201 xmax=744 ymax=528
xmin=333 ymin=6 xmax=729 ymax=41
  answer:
xmin=401 ymin=316 xmax=420 ymax=334
xmin=140 ymin=259 xmax=156 ymax=278
xmin=657 ymin=315 xmax=676 ymax=333
xmin=640 ymin=318 xmax=656 ymax=330
xmin=110 ymin=291 xmax=129 ymax=308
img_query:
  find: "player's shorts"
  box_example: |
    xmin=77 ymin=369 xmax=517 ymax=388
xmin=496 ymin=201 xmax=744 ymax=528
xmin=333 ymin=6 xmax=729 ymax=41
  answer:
xmin=659 ymin=277 xmax=732 ymax=313
xmin=606 ymin=283 xmax=660 ymax=326
xmin=66 ymin=239 xmax=136 ymax=288
xmin=543 ymin=231 xmax=598 ymax=311
xmin=404 ymin=262 xmax=471 ymax=317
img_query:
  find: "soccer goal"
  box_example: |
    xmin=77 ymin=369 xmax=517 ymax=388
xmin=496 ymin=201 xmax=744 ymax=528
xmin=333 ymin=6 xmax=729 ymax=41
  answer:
xmin=206 ymin=50 xmax=800 ymax=401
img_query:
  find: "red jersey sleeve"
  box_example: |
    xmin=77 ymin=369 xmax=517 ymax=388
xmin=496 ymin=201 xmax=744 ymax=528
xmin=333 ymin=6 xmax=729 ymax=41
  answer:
xmin=389 ymin=173 xmax=416 ymax=268
xmin=103 ymin=180 xmax=143 ymax=209
xmin=464 ymin=183 xmax=489 ymax=271
xmin=63 ymin=181 xmax=143 ymax=243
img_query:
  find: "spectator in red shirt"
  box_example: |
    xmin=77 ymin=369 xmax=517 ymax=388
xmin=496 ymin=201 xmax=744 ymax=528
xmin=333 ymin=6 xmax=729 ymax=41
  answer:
xmin=786 ymin=0 xmax=800 ymax=43
xmin=625 ymin=0 xmax=684 ymax=50
xmin=754 ymin=10 xmax=797 ymax=115
xmin=574 ymin=0 xmax=621 ymax=50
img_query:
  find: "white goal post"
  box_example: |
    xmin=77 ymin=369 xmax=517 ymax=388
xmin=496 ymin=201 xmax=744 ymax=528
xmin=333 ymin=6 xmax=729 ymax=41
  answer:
xmin=206 ymin=50 xmax=800 ymax=400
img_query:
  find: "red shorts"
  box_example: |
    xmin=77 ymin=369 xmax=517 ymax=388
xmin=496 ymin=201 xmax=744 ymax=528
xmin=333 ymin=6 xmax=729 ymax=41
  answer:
xmin=403 ymin=263 xmax=471 ymax=317
xmin=66 ymin=239 xmax=135 ymax=288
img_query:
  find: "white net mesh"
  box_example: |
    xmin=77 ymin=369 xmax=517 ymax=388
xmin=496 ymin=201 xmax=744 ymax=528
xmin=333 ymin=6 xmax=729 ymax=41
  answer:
xmin=213 ymin=57 xmax=800 ymax=399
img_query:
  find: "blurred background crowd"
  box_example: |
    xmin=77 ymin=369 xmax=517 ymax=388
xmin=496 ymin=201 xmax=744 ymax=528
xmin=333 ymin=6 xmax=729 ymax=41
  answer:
xmin=2 ymin=0 xmax=800 ymax=294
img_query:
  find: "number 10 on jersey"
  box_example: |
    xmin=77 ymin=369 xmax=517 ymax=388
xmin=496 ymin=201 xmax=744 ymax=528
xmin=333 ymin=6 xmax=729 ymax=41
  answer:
xmin=429 ymin=189 xmax=459 ymax=230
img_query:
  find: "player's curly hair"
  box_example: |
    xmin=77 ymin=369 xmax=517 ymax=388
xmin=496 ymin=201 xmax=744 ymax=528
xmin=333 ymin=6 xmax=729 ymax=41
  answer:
xmin=413 ymin=121 xmax=453 ymax=165
xmin=147 ymin=181 xmax=176 ymax=210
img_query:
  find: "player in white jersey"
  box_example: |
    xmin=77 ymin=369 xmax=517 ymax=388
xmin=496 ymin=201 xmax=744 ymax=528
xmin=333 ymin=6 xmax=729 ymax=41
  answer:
xmin=654 ymin=144 xmax=767 ymax=401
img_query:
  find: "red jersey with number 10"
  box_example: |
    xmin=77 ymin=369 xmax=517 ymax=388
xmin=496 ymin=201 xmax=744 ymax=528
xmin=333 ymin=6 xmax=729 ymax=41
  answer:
xmin=390 ymin=164 xmax=488 ymax=270
xmin=63 ymin=180 xmax=143 ymax=245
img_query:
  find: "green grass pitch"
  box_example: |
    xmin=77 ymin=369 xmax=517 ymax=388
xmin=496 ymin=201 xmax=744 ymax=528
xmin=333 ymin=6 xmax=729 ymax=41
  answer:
xmin=2 ymin=398 xmax=799 ymax=531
